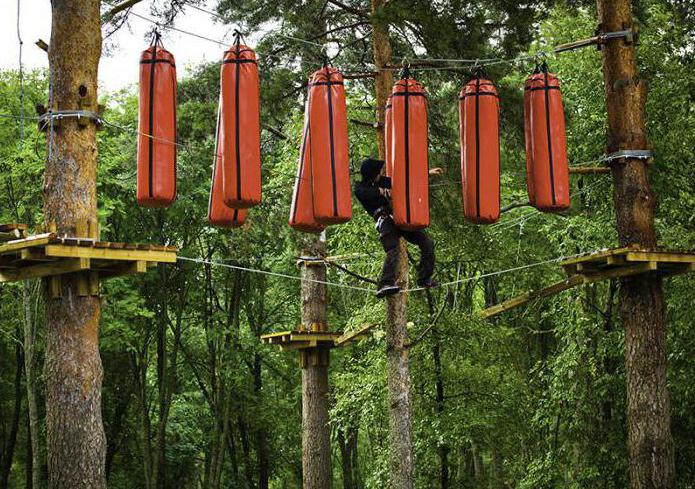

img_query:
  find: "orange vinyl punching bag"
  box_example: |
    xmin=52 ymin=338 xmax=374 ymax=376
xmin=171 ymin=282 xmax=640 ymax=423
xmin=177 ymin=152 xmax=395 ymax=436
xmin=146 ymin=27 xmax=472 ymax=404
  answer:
xmin=209 ymin=104 xmax=247 ymax=228
xmin=220 ymin=35 xmax=262 ymax=208
xmin=459 ymin=72 xmax=500 ymax=224
xmin=307 ymin=66 xmax=352 ymax=225
xmin=527 ymin=62 xmax=570 ymax=212
xmin=384 ymin=95 xmax=393 ymax=177
xmin=137 ymin=32 xmax=177 ymax=207
xmin=289 ymin=100 xmax=325 ymax=233
xmin=523 ymin=73 xmax=537 ymax=207
xmin=390 ymin=70 xmax=429 ymax=230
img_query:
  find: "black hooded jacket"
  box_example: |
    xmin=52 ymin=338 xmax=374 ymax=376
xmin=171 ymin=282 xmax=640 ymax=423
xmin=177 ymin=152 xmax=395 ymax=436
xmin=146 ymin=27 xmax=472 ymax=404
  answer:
xmin=353 ymin=176 xmax=392 ymax=218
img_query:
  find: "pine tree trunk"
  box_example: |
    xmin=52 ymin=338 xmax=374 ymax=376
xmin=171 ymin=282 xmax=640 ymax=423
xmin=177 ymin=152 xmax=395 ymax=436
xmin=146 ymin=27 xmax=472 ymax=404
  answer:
xmin=596 ymin=1 xmax=675 ymax=488
xmin=370 ymin=2 xmax=414 ymax=487
xmin=44 ymin=1 xmax=105 ymax=488
xmin=300 ymin=237 xmax=332 ymax=489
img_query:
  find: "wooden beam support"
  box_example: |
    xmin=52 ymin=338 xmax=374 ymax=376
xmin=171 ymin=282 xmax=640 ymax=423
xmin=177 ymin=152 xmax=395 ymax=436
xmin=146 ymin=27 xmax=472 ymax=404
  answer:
xmin=0 ymin=258 xmax=90 ymax=282
xmin=43 ymin=244 xmax=176 ymax=263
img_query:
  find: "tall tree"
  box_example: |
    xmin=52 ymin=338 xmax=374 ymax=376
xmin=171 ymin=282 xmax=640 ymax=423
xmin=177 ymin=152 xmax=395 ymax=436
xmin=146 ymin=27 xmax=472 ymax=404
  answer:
xmin=299 ymin=236 xmax=332 ymax=489
xmin=369 ymin=1 xmax=415 ymax=487
xmin=44 ymin=1 xmax=106 ymax=487
xmin=596 ymin=1 xmax=675 ymax=488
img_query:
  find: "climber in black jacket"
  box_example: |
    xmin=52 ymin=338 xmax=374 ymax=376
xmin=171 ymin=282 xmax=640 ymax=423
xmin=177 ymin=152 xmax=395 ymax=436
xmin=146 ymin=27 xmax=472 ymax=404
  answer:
xmin=354 ymin=158 xmax=442 ymax=298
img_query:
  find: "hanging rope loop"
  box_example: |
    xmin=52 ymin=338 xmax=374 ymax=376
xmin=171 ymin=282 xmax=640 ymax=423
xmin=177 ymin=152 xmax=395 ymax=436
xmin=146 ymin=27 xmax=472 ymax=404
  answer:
xmin=399 ymin=57 xmax=411 ymax=79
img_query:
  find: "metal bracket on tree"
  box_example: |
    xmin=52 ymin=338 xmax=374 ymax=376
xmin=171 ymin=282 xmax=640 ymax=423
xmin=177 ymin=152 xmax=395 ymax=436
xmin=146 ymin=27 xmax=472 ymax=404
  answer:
xmin=554 ymin=25 xmax=638 ymax=53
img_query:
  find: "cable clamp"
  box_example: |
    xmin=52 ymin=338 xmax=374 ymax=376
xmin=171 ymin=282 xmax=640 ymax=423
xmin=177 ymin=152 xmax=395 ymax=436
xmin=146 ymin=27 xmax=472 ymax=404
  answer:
xmin=603 ymin=149 xmax=653 ymax=164
xmin=39 ymin=110 xmax=103 ymax=131
xmin=554 ymin=26 xmax=637 ymax=54
xmin=296 ymin=256 xmax=326 ymax=267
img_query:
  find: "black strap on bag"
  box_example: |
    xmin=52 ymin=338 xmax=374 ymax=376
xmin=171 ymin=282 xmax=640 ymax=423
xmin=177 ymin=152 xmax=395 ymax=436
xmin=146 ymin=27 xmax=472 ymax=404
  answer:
xmin=147 ymin=31 xmax=162 ymax=198
xmin=322 ymin=57 xmax=339 ymax=217
xmin=541 ymin=61 xmax=557 ymax=206
xmin=234 ymin=32 xmax=242 ymax=201
xmin=400 ymin=65 xmax=411 ymax=224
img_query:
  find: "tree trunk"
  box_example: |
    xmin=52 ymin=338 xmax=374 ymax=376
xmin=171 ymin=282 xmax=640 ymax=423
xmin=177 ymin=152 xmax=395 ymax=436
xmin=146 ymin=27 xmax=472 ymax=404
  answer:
xmin=44 ymin=1 xmax=105 ymax=488
xmin=0 ymin=332 xmax=22 ymax=489
xmin=370 ymin=2 xmax=414 ymax=487
xmin=300 ymin=236 xmax=332 ymax=489
xmin=596 ymin=2 xmax=675 ymax=488
xmin=338 ymin=426 xmax=360 ymax=489
xmin=23 ymin=282 xmax=41 ymax=489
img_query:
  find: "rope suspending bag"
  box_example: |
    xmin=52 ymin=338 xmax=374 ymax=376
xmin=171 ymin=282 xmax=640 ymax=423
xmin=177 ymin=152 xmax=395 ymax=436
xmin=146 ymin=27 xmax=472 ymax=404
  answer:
xmin=137 ymin=31 xmax=178 ymax=207
xmin=209 ymin=103 xmax=247 ymax=228
xmin=220 ymin=32 xmax=262 ymax=209
xmin=390 ymin=66 xmax=430 ymax=230
xmin=307 ymin=63 xmax=352 ymax=225
xmin=525 ymin=60 xmax=570 ymax=212
xmin=459 ymin=67 xmax=500 ymax=224
xmin=289 ymin=99 xmax=325 ymax=233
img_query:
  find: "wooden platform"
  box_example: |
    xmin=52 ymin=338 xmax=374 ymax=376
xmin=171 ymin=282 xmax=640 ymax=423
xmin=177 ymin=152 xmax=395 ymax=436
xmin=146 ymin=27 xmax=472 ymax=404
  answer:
xmin=0 ymin=229 xmax=177 ymax=297
xmin=261 ymin=330 xmax=343 ymax=351
xmin=261 ymin=324 xmax=379 ymax=350
xmin=481 ymin=245 xmax=695 ymax=318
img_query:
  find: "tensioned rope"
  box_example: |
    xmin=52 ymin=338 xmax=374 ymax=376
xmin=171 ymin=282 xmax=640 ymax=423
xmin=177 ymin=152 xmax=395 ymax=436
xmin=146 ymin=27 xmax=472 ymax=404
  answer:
xmin=177 ymin=248 xmax=592 ymax=294
xmin=124 ymin=6 xmax=613 ymax=74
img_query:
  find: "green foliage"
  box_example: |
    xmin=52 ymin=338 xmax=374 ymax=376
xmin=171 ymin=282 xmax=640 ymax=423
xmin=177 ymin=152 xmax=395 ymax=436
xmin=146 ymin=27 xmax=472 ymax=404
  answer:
xmin=1 ymin=1 xmax=695 ymax=488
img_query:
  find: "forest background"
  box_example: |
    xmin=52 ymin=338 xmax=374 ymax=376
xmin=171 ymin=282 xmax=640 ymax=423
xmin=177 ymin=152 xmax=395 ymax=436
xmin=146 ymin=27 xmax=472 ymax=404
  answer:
xmin=1 ymin=0 xmax=694 ymax=487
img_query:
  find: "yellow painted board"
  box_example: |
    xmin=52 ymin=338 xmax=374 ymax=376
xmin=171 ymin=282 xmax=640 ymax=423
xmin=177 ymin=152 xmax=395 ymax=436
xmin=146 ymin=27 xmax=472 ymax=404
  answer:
xmin=581 ymin=262 xmax=657 ymax=284
xmin=0 ymin=233 xmax=54 ymax=255
xmin=0 ymin=258 xmax=90 ymax=282
xmin=99 ymin=261 xmax=148 ymax=279
xmin=560 ymin=246 xmax=639 ymax=266
xmin=625 ymin=252 xmax=695 ymax=264
xmin=43 ymin=244 xmax=177 ymax=263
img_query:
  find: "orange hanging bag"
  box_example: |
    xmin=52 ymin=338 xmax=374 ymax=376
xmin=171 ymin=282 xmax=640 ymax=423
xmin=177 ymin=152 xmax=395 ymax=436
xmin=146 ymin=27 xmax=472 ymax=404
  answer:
xmin=390 ymin=70 xmax=429 ymax=230
xmin=220 ymin=34 xmax=262 ymax=208
xmin=306 ymin=65 xmax=352 ymax=225
xmin=289 ymin=99 xmax=325 ymax=233
xmin=209 ymin=102 xmax=247 ymax=228
xmin=459 ymin=70 xmax=500 ymax=224
xmin=137 ymin=32 xmax=177 ymax=207
xmin=527 ymin=62 xmax=570 ymax=212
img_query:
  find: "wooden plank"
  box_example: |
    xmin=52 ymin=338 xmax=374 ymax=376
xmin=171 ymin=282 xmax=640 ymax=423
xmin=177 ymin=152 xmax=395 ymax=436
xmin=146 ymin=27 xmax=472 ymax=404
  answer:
xmin=88 ymin=271 xmax=100 ymax=295
xmin=626 ymin=251 xmax=695 ymax=264
xmin=99 ymin=261 xmax=148 ymax=279
xmin=481 ymin=275 xmax=584 ymax=319
xmin=560 ymin=246 xmax=639 ymax=266
xmin=0 ymin=230 xmax=24 ymax=242
xmin=581 ymin=262 xmax=657 ymax=283
xmin=0 ymin=233 xmax=55 ymax=255
xmin=335 ymin=324 xmax=379 ymax=347
xmin=21 ymin=248 xmax=49 ymax=261
xmin=49 ymin=276 xmax=62 ymax=299
xmin=43 ymin=244 xmax=177 ymax=263
xmin=0 ymin=258 xmax=90 ymax=282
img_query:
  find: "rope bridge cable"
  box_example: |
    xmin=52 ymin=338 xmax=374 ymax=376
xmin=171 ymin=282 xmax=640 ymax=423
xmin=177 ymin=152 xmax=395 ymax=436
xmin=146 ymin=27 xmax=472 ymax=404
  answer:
xmin=176 ymin=255 xmax=375 ymax=292
xmin=123 ymin=6 xmax=610 ymax=75
xmin=178 ymin=247 xmax=593 ymax=295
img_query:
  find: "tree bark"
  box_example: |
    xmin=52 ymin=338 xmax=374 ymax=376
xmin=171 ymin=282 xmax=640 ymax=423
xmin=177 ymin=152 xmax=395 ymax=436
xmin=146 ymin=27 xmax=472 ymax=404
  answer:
xmin=596 ymin=1 xmax=675 ymax=488
xmin=370 ymin=2 xmax=414 ymax=488
xmin=44 ymin=1 xmax=105 ymax=488
xmin=0 ymin=331 xmax=22 ymax=489
xmin=300 ymin=236 xmax=332 ymax=489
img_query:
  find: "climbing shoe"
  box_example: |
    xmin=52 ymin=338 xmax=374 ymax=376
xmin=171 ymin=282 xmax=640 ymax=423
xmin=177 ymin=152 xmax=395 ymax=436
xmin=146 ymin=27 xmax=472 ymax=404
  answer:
xmin=376 ymin=284 xmax=400 ymax=299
